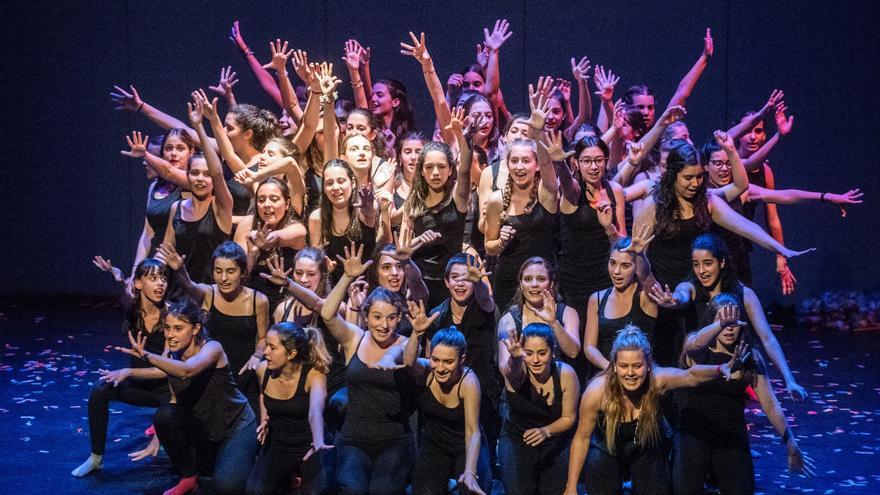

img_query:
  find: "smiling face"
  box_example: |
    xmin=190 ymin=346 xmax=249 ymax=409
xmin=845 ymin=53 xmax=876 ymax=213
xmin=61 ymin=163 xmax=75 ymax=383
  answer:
xmin=377 ymin=253 xmax=404 ymax=292
xmin=162 ymin=135 xmax=193 ymax=170
xmin=507 ymin=144 xmax=538 ymax=190
xmin=692 ymin=249 xmax=723 ymax=289
xmin=706 ymin=150 xmax=732 ymax=186
xmin=344 ymin=135 xmax=374 ymax=174
xmin=293 ymin=257 xmax=322 ymax=291
xmin=430 ymin=344 xmax=463 ymax=384
xmin=520 ymin=263 xmax=552 ymax=307
xmin=577 ymin=146 xmax=607 ymax=185
xmin=631 ymin=94 xmax=655 ymax=127
xmin=371 ymin=82 xmax=398 ymax=117
xmin=614 ymin=349 xmax=648 ymax=391
xmin=523 ymin=336 xmax=553 ymax=376
xmin=365 ymin=300 xmax=400 ymax=345
xmin=673 ymin=164 xmax=705 ymax=200
xmin=468 ymin=100 xmax=494 ymax=140
xmin=543 ymin=96 xmax=564 ymax=131
xmin=323 ymin=166 xmax=353 ymax=207
xmin=213 ymin=257 xmax=243 ymax=295
xmin=421 ymin=149 xmax=452 ymax=192
xmin=164 ymin=314 xmax=200 ymax=353
xmin=263 ymin=330 xmax=294 ymax=370
xmin=607 ymin=250 xmax=637 ymax=290
xmin=345 ymin=112 xmax=377 ymax=141
xmin=187 ymin=157 xmax=213 ymax=199
xmin=445 ymin=263 xmax=475 ymax=304
xmin=135 ymin=268 xmax=168 ymax=304
xmin=256 ymin=182 xmax=289 ymax=228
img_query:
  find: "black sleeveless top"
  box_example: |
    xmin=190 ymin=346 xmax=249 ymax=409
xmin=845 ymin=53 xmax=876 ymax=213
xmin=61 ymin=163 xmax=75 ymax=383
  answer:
xmin=596 ymin=287 xmax=656 ymax=358
xmin=172 ymin=201 xmax=229 ymax=283
xmin=711 ymin=196 xmax=752 ymax=284
xmin=261 ymin=365 xmax=313 ymax=446
xmin=647 ymin=216 xmax=707 ymax=287
xmin=250 ymin=244 xmax=298 ymax=312
xmin=339 ymin=336 xmax=417 ymax=443
xmin=226 ymin=164 xmax=257 ymax=217
xmin=206 ymin=288 xmax=259 ymax=379
xmin=324 ymin=219 xmax=377 ymax=284
xmin=305 ymin=168 xmax=323 ymax=216
xmin=417 ymin=370 xmax=471 ymax=454
xmin=412 ymin=199 xmax=467 ymax=282
xmin=559 ymin=180 xmax=617 ymax=298
xmin=493 ymin=202 xmax=558 ymax=310
xmin=146 ymin=180 xmax=181 ymax=255
xmin=278 ymin=301 xmax=347 ymax=394
xmin=590 ymin=409 xmax=670 ymax=457
xmin=168 ymin=360 xmax=255 ymax=442
xmin=503 ymin=361 xmax=569 ymax=448
xmin=504 ymin=303 xmax=588 ymax=384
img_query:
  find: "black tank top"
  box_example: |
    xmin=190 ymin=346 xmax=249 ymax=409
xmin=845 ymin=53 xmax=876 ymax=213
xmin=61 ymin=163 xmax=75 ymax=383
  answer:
xmin=559 ymin=180 xmax=616 ymax=297
xmin=261 ymin=365 xmax=313 ymax=446
xmin=412 ymin=199 xmax=467 ymax=281
xmin=492 ymin=202 xmax=558 ymax=310
xmin=206 ymin=288 xmax=259 ymax=378
xmin=325 ymin=219 xmax=377 ymax=284
xmin=279 ymin=301 xmax=347 ymax=394
xmin=647 ymin=216 xmax=707 ymax=287
xmin=504 ymin=303 xmax=588 ymax=384
xmin=146 ymin=180 xmax=181 ymax=255
xmin=503 ymin=362 xmax=568 ymax=447
xmin=711 ymin=196 xmax=752 ymax=284
xmin=305 ymin=168 xmax=323 ymax=216
xmin=172 ymin=201 xmax=229 ymax=283
xmin=226 ymin=165 xmax=257 ymax=217
xmin=596 ymin=287 xmax=656 ymax=358
xmin=168 ymin=359 xmax=255 ymax=442
xmin=339 ymin=336 xmax=416 ymax=443
xmin=417 ymin=370 xmax=471 ymax=454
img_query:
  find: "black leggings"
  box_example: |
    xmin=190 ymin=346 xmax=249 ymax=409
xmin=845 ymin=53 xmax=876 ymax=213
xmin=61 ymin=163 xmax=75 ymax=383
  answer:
xmin=245 ymin=439 xmax=330 ymax=495
xmin=411 ymin=437 xmax=492 ymax=495
xmin=87 ymin=378 xmax=167 ymax=455
xmin=497 ymin=433 xmax=570 ymax=495
xmin=583 ymin=444 xmax=670 ymax=495
xmin=673 ymin=429 xmax=754 ymax=495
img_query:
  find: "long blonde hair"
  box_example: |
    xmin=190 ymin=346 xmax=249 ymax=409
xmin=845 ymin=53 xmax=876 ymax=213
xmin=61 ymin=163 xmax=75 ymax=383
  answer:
xmin=601 ymin=325 xmax=662 ymax=453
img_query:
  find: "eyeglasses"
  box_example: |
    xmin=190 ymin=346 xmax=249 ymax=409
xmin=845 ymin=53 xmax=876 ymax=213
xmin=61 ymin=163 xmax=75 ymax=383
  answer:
xmin=708 ymin=160 xmax=731 ymax=169
xmin=577 ymin=157 xmax=606 ymax=166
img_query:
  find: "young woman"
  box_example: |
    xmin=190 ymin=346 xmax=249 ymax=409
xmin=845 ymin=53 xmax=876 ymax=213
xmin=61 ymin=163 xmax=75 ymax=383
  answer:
xmin=234 ymin=135 xmax=307 ymax=216
xmin=319 ymin=243 xmax=419 ymax=495
xmin=234 ymin=177 xmax=308 ymax=312
xmin=371 ymin=78 xmax=417 ymax=141
xmin=484 ymin=128 xmax=568 ymax=310
xmin=497 ymin=322 xmax=579 ymax=495
xmin=71 ymin=257 xmax=170 ymax=477
xmin=403 ymin=325 xmax=491 ymax=495
xmin=307 ymin=160 xmax=379 ymax=283
xmin=245 ymin=322 xmax=334 ymax=495
xmin=162 ymin=96 xmax=233 ymax=283
xmin=564 ymin=326 xmax=744 ymax=495
xmin=649 ymin=232 xmax=808 ymax=400
xmin=121 ymin=129 xmax=195 ymax=276
xmin=557 ymin=136 xmax=626 ymax=325
xmin=400 ymin=108 xmax=473 ymax=310
xmin=583 ymin=231 xmax=659 ymax=373
xmin=392 ymin=133 xmax=427 ymax=215
xmin=673 ymin=294 xmax=814 ymax=495
xmin=498 ymin=257 xmax=583 ymax=382
xmin=156 ymin=241 xmax=269 ymax=411
xmin=118 ymin=299 xmax=258 ymax=495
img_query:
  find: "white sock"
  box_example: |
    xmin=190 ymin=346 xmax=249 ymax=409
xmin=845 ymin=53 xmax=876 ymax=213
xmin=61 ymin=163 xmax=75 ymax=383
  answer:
xmin=71 ymin=453 xmax=103 ymax=477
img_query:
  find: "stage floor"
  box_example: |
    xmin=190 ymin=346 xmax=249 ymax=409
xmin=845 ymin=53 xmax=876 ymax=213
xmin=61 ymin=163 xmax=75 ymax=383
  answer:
xmin=1 ymin=298 xmax=877 ymax=494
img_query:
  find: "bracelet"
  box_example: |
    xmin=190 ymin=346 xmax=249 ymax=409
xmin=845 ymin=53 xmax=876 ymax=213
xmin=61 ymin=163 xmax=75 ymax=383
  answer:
xmin=350 ymin=80 xmax=364 ymax=89
xmin=136 ymin=102 xmax=144 ymax=113
xmin=320 ymin=94 xmax=332 ymax=105
xmin=349 ymin=306 xmax=361 ymax=313
xmin=820 ymin=192 xmax=827 ymax=203
xmin=244 ymin=49 xmax=254 ymax=57
xmin=423 ymin=68 xmax=436 ymax=75
xmin=715 ymin=364 xmax=724 ymax=376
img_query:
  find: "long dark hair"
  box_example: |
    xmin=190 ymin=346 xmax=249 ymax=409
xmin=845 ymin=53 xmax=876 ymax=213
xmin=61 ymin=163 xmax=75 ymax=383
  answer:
xmin=508 ymin=257 xmax=561 ymax=313
xmin=653 ymin=139 xmax=710 ymax=237
xmin=128 ymin=258 xmax=169 ymax=338
xmin=251 ymin=177 xmax=295 ymax=230
xmin=689 ymin=233 xmax=740 ymax=293
xmin=318 ymin=160 xmax=362 ymax=246
xmin=346 ymin=108 xmax=389 ymax=159
xmin=402 ymin=141 xmax=457 ymax=219
xmin=165 ymin=297 xmax=209 ymax=345
xmin=376 ymin=79 xmax=417 ymax=140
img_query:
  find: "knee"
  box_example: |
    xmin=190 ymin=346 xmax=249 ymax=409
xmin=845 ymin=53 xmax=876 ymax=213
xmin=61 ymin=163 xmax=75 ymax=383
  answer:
xmin=152 ymin=404 xmax=179 ymax=429
xmin=89 ymin=380 xmax=114 ymax=402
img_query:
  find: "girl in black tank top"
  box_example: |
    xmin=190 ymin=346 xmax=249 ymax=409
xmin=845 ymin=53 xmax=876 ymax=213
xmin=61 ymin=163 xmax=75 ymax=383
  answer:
xmin=145 ymin=179 xmax=182 ymax=255
xmin=403 ymin=326 xmax=492 ymax=495
xmin=497 ymin=322 xmax=579 ymax=495
xmin=246 ymin=323 xmax=334 ymax=495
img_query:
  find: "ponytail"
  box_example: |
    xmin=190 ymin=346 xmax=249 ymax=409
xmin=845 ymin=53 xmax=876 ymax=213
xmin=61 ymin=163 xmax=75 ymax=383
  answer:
xmin=271 ymin=322 xmax=332 ymax=374
xmin=303 ymin=326 xmax=332 ymax=374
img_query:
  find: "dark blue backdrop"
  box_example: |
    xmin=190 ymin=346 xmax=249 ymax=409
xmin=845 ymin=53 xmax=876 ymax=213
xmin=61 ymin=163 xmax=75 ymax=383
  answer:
xmin=1 ymin=1 xmax=877 ymax=301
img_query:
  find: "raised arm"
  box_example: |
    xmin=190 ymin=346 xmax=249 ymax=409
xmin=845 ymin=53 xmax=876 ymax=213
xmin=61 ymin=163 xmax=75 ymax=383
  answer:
xmin=201 ymin=91 xmax=248 ymax=174
xmin=261 ymin=40 xmax=303 ymax=122
xmin=498 ymin=319 xmax=526 ymax=389
xmin=208 ymin=66 xmax=239 ymax=108
xmin=743 ymin=287 xmax=806 ymax=400
xmin=154 ymin=243 xmax=212 ymax=303
xmin=707 ymin=130 xmax=749 ymax=202
xmin=709 ymin=194 xmax=813 ymax=259
xmin=110 ymin=84 xmax=212 ymax=150
xmin=404 ymin=300 xmax=441 ymax=376
xmin=342 ymin=40 xmax=368 ymax=109
xmin=229 ymin=21 xmax=283 ymax=108
xmin=92 ymin=256 xmax=132 ymax=309
xmin=321 ymin=243 xmax=373 ymax=355
xmin=537 ymin=130 xmax=571 ymax=212
xmin=666 ymin=28 xmax=713 ymax=110
xmin=742 ymin=105 xmax=794 ymax=171
xmin=191 ymin=93 xmax=234 ymax=225
xmin=564 ymin=57 xmax=593 ymax=142
xmin=400 ymin=31 xmax=454 ymax=143
xmin=593 ymin=66 xmax=620 ymax=134
xmin=120 ymin=131 xmax=189 ymax=188
xmin=531 ymin=292 xmax=581 ymax=359
xmin=726 ymin=89 xmax=783 ymax=139
xmin=482 ymin=19 xmax=512 ymax=97
xmin=446 ymin=106 xmax=472 ymax=212
xmin=684 ymin=303 xmax=745 ymax=355
xmin=291 ymin=57 xmax=323 ymax=153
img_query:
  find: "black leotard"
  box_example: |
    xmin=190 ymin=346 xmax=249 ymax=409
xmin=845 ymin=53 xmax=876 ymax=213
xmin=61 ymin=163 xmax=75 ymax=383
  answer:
xmin=171 ymin=201 xmax=229 ymax=283
xmin=595 ymin=287 xmax=657 ymax=359
xmin=261 ymin=365 xmax=313 ymax=447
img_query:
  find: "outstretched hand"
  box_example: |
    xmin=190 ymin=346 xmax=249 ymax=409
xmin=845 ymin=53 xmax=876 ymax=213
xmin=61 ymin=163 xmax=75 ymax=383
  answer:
xmin=154 ymin=243 xmax=185 ymax=271
xmin=209 ymin=66 xmax=239 ymax=98
xmin=622 ymin=224 xmax=655 ymax=255
xmin=703 ymin=27 xmax=714 ymax=58
xmin=259 ymin=255 xmax=292 ymax=287
xmin=399 ymin=31 xmax=432 ymax=67
xmin=92 ymin=256 xmax=125 ymax=283
xmin=648 ymin=283 xmax=678 ymax=308
xmin=483 ymin=19 xmax=513 ymax=52
xmin=593 ymin=66 xmax=619 ymax=102
xmin=337 ymin=242 xmax=373 ymax=278
xmin=407 ymin=299 xmax=440 ymax=336
xmin=540 ymin=131 xmax=575 ymax=161
xmin=110 ymin=85 xmax=143 ymax=112
xmin=121 ymin=131 xmax=148 ymax=159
